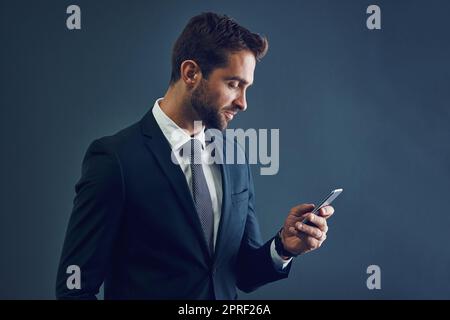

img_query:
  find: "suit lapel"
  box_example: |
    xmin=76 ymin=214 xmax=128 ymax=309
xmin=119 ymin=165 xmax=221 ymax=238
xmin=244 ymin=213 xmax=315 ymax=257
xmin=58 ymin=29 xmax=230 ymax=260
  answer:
xmin=213 ymin=136 xmax=232 ymax=264
xmin=140 ymin=110 xmax=211 ymax=261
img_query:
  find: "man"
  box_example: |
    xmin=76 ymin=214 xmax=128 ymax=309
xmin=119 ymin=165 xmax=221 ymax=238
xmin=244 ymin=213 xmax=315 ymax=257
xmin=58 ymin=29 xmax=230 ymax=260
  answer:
xmin=56 ymin=12 xmax=334 ymax=300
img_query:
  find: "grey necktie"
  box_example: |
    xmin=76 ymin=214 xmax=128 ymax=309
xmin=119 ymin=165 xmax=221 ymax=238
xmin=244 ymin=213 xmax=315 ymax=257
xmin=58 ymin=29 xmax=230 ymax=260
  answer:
xmin=182 ymin=138 xmax=214 ymax=255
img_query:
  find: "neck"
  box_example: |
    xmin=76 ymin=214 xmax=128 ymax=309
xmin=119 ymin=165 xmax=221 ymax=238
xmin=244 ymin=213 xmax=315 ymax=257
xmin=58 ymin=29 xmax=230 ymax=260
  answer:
xmin=159 ymin=83 xmax=202 ymax=136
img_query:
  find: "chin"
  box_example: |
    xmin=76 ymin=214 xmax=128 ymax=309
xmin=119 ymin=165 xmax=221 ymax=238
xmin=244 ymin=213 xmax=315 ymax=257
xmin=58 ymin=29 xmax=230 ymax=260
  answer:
xmin=219 ymin=115 xmax=229 ymax=130
xmin=206 ymin=114 xmax=227 ymax=131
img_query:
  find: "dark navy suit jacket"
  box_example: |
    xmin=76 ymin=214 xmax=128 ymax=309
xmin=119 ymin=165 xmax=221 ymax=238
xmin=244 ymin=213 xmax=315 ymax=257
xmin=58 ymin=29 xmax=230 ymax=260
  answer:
xmin=56 ymin=109 xmax=291 ymax=299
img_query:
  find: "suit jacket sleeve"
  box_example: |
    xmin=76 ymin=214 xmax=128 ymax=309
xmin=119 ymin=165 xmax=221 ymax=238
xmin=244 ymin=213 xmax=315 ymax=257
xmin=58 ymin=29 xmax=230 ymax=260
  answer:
xmin=55 ymin=139 xmax=124 ymax=299
xmin=235 ymin=162 xmax=292 ymax=293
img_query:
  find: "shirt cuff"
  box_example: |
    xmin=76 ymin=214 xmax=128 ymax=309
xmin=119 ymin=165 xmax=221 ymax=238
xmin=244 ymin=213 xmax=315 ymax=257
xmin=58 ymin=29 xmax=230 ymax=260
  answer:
xmin=270 ymin=239 xmax=293 ymax=270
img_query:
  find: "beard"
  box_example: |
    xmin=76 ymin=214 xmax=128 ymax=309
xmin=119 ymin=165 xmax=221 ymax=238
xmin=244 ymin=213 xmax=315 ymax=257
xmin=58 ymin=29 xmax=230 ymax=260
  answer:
xmin=190 ymin=80 xmax=227 ymax=131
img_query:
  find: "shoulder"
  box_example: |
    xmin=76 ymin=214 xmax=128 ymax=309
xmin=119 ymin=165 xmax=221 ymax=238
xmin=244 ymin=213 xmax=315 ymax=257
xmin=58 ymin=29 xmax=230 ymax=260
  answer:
xmin=87 ymin=120 xmax=141 ymax=155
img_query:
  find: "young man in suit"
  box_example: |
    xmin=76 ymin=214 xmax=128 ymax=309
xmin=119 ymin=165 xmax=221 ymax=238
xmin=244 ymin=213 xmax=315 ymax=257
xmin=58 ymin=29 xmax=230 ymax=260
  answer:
xmin=56 ymin=12 xmax=334 ymax=300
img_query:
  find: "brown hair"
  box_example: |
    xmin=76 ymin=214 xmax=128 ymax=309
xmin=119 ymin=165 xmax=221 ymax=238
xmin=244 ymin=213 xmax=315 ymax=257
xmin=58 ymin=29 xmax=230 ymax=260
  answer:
xmin=170 ymin=12 xmax=268 ymax=84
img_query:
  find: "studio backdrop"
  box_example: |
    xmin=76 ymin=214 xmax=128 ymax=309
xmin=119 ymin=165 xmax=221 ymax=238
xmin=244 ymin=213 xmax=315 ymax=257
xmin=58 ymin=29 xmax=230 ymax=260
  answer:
xmin=1 ymin=0 xmax=449 ymax=299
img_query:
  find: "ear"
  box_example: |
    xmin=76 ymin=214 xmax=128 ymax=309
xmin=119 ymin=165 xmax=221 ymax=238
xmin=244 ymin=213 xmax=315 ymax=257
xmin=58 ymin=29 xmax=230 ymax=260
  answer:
xmin=180 ymin=60 xmax=202 ymax=88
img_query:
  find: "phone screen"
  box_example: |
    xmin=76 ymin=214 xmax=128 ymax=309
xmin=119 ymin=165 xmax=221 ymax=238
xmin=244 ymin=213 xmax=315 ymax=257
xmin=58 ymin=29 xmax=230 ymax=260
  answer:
xmin=311 ymin=188 xmax=343 ymax=214
xmin=303 ymin=188 xmax=343 ymax=226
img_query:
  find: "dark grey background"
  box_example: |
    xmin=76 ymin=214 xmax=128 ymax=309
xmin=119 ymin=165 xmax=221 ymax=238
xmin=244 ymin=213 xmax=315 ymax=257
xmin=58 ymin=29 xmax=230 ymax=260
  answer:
xmin=1 ymin=0 xmax=449 ymax=299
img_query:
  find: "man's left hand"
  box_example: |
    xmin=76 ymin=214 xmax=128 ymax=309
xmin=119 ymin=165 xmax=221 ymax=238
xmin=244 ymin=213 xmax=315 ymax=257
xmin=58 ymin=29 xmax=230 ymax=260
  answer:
xmin=280 ymin=203 xmax=335 ymax=257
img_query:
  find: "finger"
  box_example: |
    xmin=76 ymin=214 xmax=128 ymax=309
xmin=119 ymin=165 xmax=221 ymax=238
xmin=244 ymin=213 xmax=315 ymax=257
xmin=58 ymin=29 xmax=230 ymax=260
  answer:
xmin=288 ymin=226 xmax=301 ymax=237
xmin=303 ymin=213 xmax=328 ymax=233
xmin=290 ymin=203 xmax=315 ymax=218
xmin=295 ymin=221 xmax=323 ymax=240
xmin=318 ymin=205 xmax=334 ymax=219
xmin=306 ymin=237 xmax=321 ymax=250
xmin=289 ymin=226 xmax=328 ymax=241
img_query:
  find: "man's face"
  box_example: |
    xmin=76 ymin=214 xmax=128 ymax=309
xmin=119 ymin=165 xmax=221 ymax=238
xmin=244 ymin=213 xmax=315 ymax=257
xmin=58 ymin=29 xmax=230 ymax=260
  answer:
xmin=190 ymin=50 xmax=256 ymax=131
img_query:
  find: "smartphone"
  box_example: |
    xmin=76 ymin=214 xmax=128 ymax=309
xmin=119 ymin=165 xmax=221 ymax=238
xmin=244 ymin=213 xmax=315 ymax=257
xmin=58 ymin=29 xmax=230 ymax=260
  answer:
xmin=304 ymin=188 xmax=343 ymax=226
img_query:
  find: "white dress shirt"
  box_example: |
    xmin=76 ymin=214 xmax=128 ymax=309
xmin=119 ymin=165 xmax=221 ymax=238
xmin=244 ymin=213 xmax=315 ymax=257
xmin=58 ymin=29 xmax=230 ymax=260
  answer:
xmin=152 ymin=98 xmax=291 ymax=269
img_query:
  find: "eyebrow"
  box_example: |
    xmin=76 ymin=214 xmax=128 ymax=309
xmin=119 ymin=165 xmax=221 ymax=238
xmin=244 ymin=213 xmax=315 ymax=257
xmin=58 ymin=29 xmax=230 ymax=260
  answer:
xmin=224 ymin=76 xmax=253 ymax=86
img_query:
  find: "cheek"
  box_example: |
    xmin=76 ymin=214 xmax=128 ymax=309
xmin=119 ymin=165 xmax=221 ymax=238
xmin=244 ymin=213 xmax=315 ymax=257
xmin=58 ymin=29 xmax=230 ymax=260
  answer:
xmin=216 ymin=90 xmax=236 ymax=108
xmin=207 ymin=90 xmax=228 ymax=109
xmin=207 ymin=82 xmax=236 ymax=108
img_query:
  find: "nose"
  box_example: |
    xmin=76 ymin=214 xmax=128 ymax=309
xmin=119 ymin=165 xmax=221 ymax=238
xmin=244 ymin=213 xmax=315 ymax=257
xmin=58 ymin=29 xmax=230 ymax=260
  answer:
xmin=233 ymin=91 xmax=247 ymax=111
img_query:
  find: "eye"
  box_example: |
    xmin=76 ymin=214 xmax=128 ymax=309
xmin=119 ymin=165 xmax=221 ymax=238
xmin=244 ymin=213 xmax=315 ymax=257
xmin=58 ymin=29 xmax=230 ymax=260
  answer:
xmin=228 ymin=81 xmax=239 ymax=89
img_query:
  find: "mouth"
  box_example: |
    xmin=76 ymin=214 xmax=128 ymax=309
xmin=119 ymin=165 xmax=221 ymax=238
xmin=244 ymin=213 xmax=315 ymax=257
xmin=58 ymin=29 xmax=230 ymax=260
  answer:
xmin=223 ymin=110 xmax=237 ymax=121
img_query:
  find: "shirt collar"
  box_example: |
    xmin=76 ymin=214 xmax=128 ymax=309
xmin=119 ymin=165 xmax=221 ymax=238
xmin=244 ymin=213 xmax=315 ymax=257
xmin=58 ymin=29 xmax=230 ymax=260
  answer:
xmin=152 ymin=98 xmax=206 ymax=151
